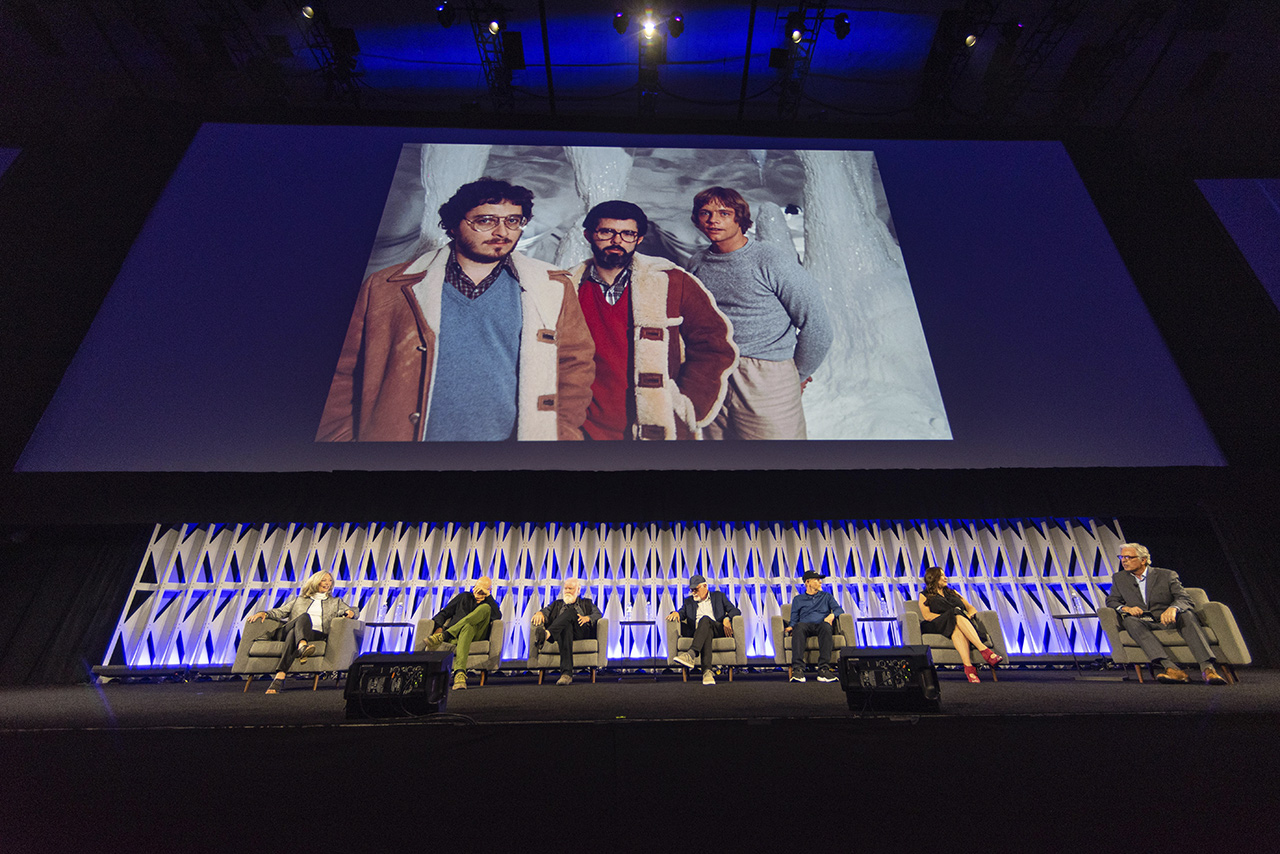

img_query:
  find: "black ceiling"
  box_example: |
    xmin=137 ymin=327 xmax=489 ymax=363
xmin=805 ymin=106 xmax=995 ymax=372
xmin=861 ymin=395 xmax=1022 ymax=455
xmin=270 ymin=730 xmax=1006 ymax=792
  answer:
xmin=2 ymin=1 xmax=1277 ymax=169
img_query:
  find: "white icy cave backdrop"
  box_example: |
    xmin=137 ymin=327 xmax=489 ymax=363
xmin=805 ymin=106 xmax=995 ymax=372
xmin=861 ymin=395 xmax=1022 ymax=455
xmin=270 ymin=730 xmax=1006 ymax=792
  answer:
xmin=364 ymin=144 xmax=951 ymax=442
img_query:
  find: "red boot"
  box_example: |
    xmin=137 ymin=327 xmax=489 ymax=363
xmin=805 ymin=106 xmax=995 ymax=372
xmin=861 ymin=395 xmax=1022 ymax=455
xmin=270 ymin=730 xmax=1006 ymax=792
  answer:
xmin=964 ymin=664 xmax=980 ymax=683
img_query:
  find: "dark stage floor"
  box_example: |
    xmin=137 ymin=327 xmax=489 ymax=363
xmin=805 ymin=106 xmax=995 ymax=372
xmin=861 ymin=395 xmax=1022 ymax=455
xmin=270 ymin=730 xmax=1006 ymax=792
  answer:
xmin=4 ymin=668 xmax=1277 ymax=853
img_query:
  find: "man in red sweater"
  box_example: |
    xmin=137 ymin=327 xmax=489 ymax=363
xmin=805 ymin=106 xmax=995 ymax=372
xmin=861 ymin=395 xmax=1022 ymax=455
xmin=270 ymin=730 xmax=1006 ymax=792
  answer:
xmin=567 ymin=200 xmax=738 ymax=440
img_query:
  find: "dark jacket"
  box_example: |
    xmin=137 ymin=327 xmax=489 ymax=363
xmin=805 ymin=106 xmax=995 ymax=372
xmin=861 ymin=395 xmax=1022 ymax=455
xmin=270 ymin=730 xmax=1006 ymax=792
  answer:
xmin=538 ymin=597 xmax=602 ymax=629
xmin=432 ymin=591 xmax=500 ymax=640
xmin=676 ymin=590 xmax=741 ymax=634
xmin=1105 ymin=566 xmax=1194 ymax=617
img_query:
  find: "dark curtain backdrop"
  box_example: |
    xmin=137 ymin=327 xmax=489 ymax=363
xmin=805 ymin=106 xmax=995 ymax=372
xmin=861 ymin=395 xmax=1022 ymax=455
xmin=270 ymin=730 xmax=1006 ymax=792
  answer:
xmin=0 ymin=525 xmax=152 ymax=685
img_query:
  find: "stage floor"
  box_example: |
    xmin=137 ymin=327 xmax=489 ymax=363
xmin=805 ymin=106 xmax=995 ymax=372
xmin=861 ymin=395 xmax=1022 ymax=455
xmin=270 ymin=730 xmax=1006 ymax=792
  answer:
xmin=2 ymin=666 xmax=1278 ymax=729
xmin=4 ymin=669 xmax=1278 ymax=852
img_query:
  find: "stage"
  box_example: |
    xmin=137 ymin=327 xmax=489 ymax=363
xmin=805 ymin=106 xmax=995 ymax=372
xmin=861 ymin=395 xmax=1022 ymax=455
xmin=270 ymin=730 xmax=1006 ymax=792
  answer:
xmin=3 ymin=668 xmax=1278 ymax=852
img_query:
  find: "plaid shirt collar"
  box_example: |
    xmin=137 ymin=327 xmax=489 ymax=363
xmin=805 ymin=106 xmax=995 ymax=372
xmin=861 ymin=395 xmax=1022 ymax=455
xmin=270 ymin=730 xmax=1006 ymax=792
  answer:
xmin=444 ymin=245 xmax=521 ymax=299
xmin=584 ymin=260 xmax=632 ymax=306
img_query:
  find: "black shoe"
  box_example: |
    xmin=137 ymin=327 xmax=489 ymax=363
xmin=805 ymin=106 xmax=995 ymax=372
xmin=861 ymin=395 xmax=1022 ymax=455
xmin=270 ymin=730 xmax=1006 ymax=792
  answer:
xmin=534 ymin=626 xmax=547 ymax=649
xmin=816 ymin=666 xmax=838 ymax=683
xmin=790 ymin=667 xmax=806 ymax=683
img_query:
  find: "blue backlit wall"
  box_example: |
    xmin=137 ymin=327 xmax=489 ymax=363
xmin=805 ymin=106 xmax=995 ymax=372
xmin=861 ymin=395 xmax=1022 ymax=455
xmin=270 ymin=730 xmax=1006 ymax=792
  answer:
xmin=102 ymin=517 xmax=1126 ymax=669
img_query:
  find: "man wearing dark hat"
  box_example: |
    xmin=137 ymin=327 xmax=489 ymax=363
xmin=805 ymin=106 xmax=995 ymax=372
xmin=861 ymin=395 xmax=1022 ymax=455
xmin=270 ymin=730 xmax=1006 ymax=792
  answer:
xmin=787 ymin=570 xmax=844 ymax=682
xmin=666 ymin=574 xmax=742 ymax=685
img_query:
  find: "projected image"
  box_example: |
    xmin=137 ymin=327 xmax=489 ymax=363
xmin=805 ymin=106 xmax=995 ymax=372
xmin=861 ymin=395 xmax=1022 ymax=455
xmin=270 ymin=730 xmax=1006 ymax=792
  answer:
xmin=317 ymin=144 xmax=950 ymax=442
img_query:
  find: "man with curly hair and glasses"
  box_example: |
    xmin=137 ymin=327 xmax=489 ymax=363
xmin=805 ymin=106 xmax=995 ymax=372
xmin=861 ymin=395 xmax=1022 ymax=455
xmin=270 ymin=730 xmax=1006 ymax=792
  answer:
xmin=318 ymin=177 xmax=595 ymax=442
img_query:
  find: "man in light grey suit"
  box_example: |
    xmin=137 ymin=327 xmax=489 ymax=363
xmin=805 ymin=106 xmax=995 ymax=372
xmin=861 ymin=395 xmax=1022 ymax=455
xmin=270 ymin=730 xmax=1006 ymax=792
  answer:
xmin=1105 ymin=542 xmax=1228 ymax=684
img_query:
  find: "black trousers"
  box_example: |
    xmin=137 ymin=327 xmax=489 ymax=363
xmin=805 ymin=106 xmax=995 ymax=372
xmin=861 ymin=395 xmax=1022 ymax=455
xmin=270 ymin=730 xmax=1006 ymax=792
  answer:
xmin=547 ymin=608 xmax=594 ymax=673
xmin=792 ymin=621 xmax=833 ymax=668
xmin=268 ymin=614 xmax=327 ymax=673
xmin=687 ymin=616 xmax=727 ymax=670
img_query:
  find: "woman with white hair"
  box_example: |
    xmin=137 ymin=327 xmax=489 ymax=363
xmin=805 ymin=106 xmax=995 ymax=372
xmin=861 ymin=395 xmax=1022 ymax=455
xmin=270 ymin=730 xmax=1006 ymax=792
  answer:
xmin=246 ymin=570 xmax=356 ymax=694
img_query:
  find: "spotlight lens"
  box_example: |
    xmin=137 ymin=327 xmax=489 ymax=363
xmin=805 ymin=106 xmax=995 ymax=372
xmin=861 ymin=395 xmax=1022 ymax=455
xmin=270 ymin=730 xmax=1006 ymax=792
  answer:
xmin=489 ymin=20 xmax=500 ymax=34
xmin=643 ymin=21 xmax=656 ymax=38
xmin=965 ymin=34 xmax=977 ymax=47
xmin=790 ymin=29 xmax=802 ymax=43
xmin=302 ymin=5 xmax=314 ymax=18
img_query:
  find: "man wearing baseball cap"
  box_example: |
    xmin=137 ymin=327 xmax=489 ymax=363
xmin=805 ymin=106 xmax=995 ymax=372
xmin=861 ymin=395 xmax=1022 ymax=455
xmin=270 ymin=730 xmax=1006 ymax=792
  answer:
xmin=787 ymin=570 xmax=844 ymax=682
xmin=666 ymin=574 xmax=742 ymax=685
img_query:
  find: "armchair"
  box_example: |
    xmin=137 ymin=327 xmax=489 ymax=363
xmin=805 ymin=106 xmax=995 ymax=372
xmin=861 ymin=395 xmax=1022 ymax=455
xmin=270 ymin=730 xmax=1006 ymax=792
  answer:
xmin=413 ymin=618 xmax=505 ymax=686
xmin=1097 ymin=585 xmax=1250 ymax=683
xmin=770 ymin=605 xmax=856 ymax=680
xmin=899 ymin=599 xmax=1009 ymax=681
xmin=527 ymin=617 xmax=610 ymax=684
xmin=234 ymin=616 xmax=365 ymax=691
xmin=666 ymin=614 xmax=747 ymax=681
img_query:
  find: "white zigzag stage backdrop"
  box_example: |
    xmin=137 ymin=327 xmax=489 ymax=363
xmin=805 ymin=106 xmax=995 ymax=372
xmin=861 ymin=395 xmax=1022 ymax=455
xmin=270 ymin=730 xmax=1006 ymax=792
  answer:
xmin=103 ymin=518 xmax=1127 ymax=669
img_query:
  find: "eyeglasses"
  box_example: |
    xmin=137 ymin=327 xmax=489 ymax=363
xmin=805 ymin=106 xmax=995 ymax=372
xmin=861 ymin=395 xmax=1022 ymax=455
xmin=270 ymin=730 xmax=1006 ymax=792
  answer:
xmin=463 ymin=214 xmax=528 ymax=232
xmin=1117 ymin=554 xmax=1140 ymax=561
xmin=593 ymin=227 xmax=639 ymax=243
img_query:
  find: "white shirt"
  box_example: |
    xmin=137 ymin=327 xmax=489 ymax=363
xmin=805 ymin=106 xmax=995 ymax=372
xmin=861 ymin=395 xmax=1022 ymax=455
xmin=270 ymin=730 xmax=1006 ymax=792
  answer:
xmin=307 ymin=593 xmax=327 ymax=628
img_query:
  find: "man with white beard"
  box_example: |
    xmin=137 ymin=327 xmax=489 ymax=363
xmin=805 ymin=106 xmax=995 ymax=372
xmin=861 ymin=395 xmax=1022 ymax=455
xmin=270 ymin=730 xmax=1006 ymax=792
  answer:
xmin=531 ymin=578 xmax=603 ymax=685
xmin=567 ymin=200 xmax=736 ymax=440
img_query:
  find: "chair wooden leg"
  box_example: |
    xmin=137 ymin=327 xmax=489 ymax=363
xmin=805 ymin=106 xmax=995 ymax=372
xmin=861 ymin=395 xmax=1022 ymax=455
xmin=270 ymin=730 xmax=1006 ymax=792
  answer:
xmin=591 ymin=667 xmax=596 ymax=684
xmin=1224 ymin=663 xmax=1238 ymax=684
xmin=728 ymin=666 xmax=733 ymax=682
xmin=1134 ymin=664 xmax=1145 ymax=683
xmin=312 ymin=674 xmax=321 ymax=691
xmin=243 ymin=675 xmax=252 ymax=693
xmin=989 ymin=663 xmax=998 ymax=682
xmin=681 ymin=667 xmax=687 ymax=683
xmin=480 ymin=670 xmax=487 ymax=687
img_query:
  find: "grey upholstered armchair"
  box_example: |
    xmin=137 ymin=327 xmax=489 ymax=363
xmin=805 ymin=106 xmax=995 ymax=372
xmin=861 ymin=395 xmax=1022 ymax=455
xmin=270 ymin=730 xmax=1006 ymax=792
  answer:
xmin=413 ymin=617 xmax=506 ymax=686
xmin=769 ymin=604 xmax=856 ymax=679
xmin=666 ymin=614 xmax=747 ymax=681
xmin=1097 ymin=585 xmax=1250 ymax=683
xmin=234 ymin=616 xmax=365 ymax=691
xmin=899 ymin=599 xmax=1009 ymax=680
xmin=527 ymin=617 xmax=610 ymax=684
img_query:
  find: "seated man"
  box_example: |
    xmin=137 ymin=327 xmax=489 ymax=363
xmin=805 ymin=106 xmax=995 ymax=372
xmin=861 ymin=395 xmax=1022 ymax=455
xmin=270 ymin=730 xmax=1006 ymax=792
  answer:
xmin=667 ymin=574 xmax=741 ymax=685
xmin=1106 ymin=542 xmax=1228 ymax=684
xmin=424 ymin=576 xmax=500 ymax=690
xmin=531 ymin=577 xmax=603 ymax=685
xmin=787 ymin=570 xmax=844 ymax=683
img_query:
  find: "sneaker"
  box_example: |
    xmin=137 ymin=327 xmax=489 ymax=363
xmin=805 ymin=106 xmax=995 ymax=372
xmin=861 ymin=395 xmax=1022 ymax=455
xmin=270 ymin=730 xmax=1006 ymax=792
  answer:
xmin=424 ymin=631 xmax=445 ymax=651
xmin=816 ymin=666 xmax=838 ymax=683
xmin=790 ymin=668 xmax=806 ymax=683
xmin=556 ymin=673 xmax=573 ymax=686
xmin=673 ymin=651 xmax=697 ymax=670
xmin=702 ymin=670 xmax=716 ymax=686
xmin=452 ymin=671 xmax=467 ymax=690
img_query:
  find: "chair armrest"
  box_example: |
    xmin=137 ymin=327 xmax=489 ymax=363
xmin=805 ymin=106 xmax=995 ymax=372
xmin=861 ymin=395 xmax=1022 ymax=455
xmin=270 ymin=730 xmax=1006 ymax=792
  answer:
xmin=1096 ymin=607 xmax=1126 ymax=662
xmin=482 ymin=619 xmax=505 ymax=670
xmin=1196 ymin=602 xmax=1252 ymax=666
xmin=770 ymin=615 xmax=787 ymax=664
xmin=233 ymin=619 xmax=279 ymax=671
xmin=664 ymin=617 xmax=681 ymax=662
xmin=595 ymin=617 xmax=611 ymax=668
xmin=836 ymin=614 xmax=856 ymax=649
xmin=976 ymin=610 xmax=1007 ymax=658
xmin=730 ymin=616 xmax=747 ymax=665
xmin=900 ymin=610 xmax=923 ymax=645
xmin=413 ymin=618 xmax=436 ymax=652
xmin=323 ymin=618 xmax=364 ymax=669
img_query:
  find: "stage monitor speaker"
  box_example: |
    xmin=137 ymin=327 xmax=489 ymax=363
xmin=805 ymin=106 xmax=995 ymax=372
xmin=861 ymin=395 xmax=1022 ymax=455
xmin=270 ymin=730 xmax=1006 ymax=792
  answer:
xmin=343 ymin=651 xmax=453 ymax=719
xmin=838 ymin=646 xmax=941 ymax=713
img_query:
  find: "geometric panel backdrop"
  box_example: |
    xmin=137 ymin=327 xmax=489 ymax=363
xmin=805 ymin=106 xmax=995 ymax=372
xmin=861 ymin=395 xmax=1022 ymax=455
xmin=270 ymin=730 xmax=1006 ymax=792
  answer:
xmin=102 ymin=518 xmax=1127 ymax=669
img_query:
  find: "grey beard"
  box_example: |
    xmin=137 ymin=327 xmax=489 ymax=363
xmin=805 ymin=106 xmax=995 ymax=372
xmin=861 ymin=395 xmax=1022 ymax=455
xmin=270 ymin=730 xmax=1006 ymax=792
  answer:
xmin=562 ymin=592 xmax=579 ymax=605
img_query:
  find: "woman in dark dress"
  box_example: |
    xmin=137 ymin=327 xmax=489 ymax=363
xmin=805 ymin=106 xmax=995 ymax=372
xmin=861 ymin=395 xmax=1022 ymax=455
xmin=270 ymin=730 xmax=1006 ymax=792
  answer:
xmin=918 ymin=566 xmax=1002 ymax=682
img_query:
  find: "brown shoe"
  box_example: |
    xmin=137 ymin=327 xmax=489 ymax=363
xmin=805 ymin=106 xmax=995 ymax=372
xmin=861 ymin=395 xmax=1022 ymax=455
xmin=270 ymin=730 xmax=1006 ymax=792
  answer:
xmin=1203 ymin=666 xmax=1228 ymax=685
xmin=1156 ymin=666 xmax=1189 ymax=683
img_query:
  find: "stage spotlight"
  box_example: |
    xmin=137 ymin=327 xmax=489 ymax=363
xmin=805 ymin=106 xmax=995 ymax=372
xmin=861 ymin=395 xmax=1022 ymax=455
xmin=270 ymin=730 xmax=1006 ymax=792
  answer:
xmin=642 ymin=16 xmax=657 ymax=40
xmin=668 ymin=12 xmax=684 ymax=38
xmin=613 ymin=10 xmax=629 ymax=36
xmin=833 ymin=13 xmax=850 ymax=40
xmin=964 ymin=33 xmax=977 ymax=47
xmin=436 ymin=2 xmax=455 ymax=28
xmin=786 ymin=10 xmax=804 ymax=43
xmin=488 ymin=14 xmax=505 ymax=35
xmin=301 ymin=5 xmax=315 ymax=19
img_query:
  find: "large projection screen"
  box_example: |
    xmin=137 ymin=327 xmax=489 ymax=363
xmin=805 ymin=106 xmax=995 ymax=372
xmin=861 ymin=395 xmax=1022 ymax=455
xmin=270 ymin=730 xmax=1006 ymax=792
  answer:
xmin=16 ymin=124 xmax=1222 ymax=471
